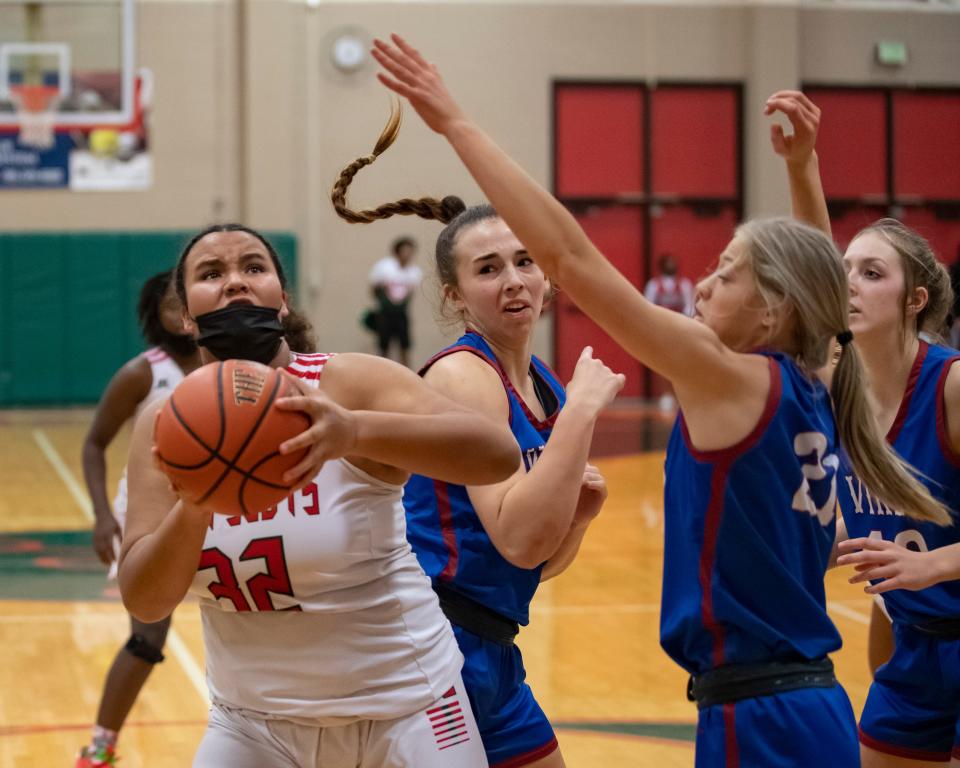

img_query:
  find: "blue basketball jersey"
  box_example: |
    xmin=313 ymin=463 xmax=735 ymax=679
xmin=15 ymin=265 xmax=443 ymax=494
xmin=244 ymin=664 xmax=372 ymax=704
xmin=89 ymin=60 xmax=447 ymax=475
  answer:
xmin=403 ymin=330 xmax=567 ymax=624
xmin=838 ymin=340 xmax=960 ymax=625
xmin=661 ymin=352 xmax=843 ymax=675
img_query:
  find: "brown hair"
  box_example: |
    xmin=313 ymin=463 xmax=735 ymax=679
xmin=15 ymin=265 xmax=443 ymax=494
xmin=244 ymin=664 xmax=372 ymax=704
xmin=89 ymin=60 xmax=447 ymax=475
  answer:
xmin=331 ymin=105 xmax=511 ymax=322
xmin=738 ymin=218 xmax=950 ymax=526
xmin=852 ymin=218 xmax=954 ymax=341
xmin=330 ymin=101 xmax=465 ymax=226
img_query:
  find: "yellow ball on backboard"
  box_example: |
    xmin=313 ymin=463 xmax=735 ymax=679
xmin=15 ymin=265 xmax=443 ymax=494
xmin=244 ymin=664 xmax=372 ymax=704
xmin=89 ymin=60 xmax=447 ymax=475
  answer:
xmin=89 ymin=128 xmax=120 ymax=158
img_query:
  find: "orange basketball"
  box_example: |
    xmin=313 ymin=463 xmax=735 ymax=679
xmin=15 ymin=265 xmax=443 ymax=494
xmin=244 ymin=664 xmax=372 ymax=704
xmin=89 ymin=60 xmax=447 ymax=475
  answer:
xmin=154 ymin=360 xmax=311 ymax=516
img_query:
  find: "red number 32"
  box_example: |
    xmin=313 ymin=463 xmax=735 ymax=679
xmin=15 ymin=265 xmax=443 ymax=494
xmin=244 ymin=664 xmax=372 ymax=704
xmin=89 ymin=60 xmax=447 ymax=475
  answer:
xmin=198 ymin=536 xmax=301 ymax=611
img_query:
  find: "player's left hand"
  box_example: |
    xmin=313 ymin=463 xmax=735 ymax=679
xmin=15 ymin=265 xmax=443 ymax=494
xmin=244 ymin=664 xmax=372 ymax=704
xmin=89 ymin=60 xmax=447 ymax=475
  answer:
xmin=837 ymin=537 xmax=941 ymax=594
xmin=763 ymin=90 xmax=821 ymax=165
xmin=371 ymin=34 xmax=467 ymax=136
xmin=275 ymin=371 xmax=359 ymax=488
xmin=573 ymin=464 xmax=607 ymax=527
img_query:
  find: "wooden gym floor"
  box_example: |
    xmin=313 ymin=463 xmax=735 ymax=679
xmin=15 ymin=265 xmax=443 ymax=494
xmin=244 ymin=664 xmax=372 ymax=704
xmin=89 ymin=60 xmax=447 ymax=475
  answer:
xmin=0 ymin=409 xmax=876 ymax=767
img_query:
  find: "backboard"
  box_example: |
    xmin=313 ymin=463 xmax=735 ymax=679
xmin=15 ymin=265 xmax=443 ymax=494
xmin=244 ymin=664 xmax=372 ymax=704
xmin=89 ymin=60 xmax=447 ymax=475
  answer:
xmin=0 ymin=0 xmax=136 ymax=130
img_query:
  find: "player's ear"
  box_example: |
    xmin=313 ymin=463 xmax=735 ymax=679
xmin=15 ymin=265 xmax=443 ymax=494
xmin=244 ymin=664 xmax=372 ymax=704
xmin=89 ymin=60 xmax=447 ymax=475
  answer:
xmin=279 ymin=290 xmax=290 ymax=320
xmin=444 ymin=284 xmax=465 ymax=314
xmin=181 ymin=306 xmax=197 ymax=337
xmin=541 ymin=278 xmax=556 ymax=313
xmin=906 ymin=286 xmax=929 ymax=319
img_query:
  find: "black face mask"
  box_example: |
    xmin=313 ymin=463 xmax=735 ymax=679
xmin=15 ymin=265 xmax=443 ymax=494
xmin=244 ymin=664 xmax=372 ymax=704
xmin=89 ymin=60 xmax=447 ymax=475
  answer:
xmin=157 ymin=326 xmax=199 ymax=359
xmin=195 ymin=304 xmax=285 ymax=365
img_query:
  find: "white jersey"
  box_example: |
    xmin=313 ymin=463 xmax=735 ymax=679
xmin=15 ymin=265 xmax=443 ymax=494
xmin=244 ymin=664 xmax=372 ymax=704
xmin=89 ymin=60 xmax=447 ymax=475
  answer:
xmin=113 ymin=347 xmax=187 ymax=528
xmin=187 ymin=351 xmax=462 ymax=724
xmin=369 ymin=256 xmax=423 ymax=304
xmin=138 ymin=347 xmax=186 ymax=416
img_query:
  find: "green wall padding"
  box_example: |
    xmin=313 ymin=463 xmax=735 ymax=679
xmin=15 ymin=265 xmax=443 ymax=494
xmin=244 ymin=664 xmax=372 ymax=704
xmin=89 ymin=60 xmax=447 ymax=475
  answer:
xmin=0 ymin=230 xmax=298 ymax=406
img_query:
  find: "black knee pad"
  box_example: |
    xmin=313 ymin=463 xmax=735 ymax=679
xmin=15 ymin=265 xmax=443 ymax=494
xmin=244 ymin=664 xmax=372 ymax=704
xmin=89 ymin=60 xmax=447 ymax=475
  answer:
xmin=125 ymin=633 xmax=165 ymax=664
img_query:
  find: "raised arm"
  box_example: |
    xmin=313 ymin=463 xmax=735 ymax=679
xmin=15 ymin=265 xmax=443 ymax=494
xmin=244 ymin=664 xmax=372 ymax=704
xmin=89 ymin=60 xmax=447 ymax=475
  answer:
xmin=82 ymin=357 xmax=152 ymax=565
xmin=764 ymin=90 xmax=831 ymax=237
xmin=275 ymin=352 xmax=520 ymax=488
xmin=370 ymin=35 xmax=760 ymax=412
xmin=421 ymin=347 xmax=622 ymax=569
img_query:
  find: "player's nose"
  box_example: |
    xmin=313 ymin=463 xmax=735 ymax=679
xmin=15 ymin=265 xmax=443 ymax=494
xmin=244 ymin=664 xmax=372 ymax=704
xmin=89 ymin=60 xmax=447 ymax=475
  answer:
xmin=224 ymin=269 xmax=250 ymax=293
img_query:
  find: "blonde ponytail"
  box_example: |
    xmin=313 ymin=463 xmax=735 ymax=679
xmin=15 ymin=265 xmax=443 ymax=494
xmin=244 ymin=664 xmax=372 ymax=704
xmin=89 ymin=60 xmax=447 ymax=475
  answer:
xmin=832 ymin=340 xmax=951 ymax=525
xmin=738 ymin=218 xmax=951 ymax=526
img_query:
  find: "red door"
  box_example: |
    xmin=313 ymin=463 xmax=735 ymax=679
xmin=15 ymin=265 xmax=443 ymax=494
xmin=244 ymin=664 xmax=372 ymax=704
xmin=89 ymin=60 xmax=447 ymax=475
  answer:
xmin=553 ymin=206 xmax=645 ymax=397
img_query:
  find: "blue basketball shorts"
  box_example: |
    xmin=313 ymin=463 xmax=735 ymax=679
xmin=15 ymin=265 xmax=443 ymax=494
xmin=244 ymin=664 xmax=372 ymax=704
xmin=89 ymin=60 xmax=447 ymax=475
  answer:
xmin=859 ymin=623 xmax=960 ymax=762
xmin=695 ymin=684 xmax=859 ymax=767
xmin=452 ymin=624 xmax=558 ymax=768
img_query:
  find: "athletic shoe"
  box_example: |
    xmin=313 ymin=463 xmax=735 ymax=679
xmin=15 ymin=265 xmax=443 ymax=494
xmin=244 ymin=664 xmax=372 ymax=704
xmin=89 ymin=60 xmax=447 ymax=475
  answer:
xmin=75 ymin=744 xmax=119 ymax=767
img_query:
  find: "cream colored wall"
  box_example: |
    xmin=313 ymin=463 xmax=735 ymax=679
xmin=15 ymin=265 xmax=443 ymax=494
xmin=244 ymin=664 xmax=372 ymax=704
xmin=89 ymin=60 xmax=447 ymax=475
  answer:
xmin=292 ymin=1 xmax=757 ymax=361
xmin=1 ymin=1 xmax=959 ymax=368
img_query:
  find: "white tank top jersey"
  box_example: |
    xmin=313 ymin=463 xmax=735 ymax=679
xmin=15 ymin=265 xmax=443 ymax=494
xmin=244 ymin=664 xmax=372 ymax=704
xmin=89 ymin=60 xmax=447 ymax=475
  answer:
xmin=139 ymin=346 xmax=187 ymax=416
xmin=187 ymin=352 xmax=462 ymax=724
xmin=113 ymin=347 xmax=187 ymax=526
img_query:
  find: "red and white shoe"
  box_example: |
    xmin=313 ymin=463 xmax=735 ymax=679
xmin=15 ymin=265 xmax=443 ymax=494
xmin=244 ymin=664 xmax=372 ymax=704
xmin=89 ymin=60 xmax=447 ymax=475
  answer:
xmin=75 ymin=744 xmax=119 ymax=767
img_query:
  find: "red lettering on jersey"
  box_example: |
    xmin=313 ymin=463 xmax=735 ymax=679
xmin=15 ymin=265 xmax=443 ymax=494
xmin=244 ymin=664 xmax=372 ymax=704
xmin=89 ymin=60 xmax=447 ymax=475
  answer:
xmin=302 ymin=482 xmax=320 ymax=515
xmin=225 ymin=507 xmax=277 ymax=527
xmin=198 ymin=547 xmax=252 ymax=611
xmin=242 ymin=536 xmax=298 ymax=610
xmin=199 ymin=538 xmax=301 ymax=611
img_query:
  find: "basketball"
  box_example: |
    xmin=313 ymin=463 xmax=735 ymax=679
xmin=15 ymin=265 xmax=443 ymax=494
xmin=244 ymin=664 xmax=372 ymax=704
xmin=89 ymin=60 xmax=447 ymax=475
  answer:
xmin=154 ymin=359 xmax=311 ymax=516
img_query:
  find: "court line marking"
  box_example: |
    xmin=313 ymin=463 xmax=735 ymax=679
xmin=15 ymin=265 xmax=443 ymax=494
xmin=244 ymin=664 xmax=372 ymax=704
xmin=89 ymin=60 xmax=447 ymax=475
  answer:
xmin=0 ymin=613 xmax=131 ymax=624
xmin=826 ymin=600 xmax=871 ymax=625
xmin=531 ymin=603 xmax=661 ymax=615
xmin=0 ymin=599 xmax=873 ymax=624
xmin=528 ymin=598 xmax=874 ymax=617
xmin=31 ymin=429 xmax=94 ymax=523
xmin=28 ymin=430 xmax=210 ymax=706
xmin=166 ymin=626 xmax=210 ymax=707
xmin=0 ymin=719 xmax=207 ymax=738
xmin=554 ymin=727 xmax=696 ymax=750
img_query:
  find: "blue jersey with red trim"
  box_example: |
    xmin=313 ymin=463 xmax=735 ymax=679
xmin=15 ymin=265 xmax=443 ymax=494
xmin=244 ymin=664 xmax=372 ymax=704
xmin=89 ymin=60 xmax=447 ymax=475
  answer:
xmin=403 ymin=330 xmax=566 ymax=625
xmin=838 ymin=340 xmax=960 ymax=625
xmin=661 ymin=352 xmax=843 ymax=675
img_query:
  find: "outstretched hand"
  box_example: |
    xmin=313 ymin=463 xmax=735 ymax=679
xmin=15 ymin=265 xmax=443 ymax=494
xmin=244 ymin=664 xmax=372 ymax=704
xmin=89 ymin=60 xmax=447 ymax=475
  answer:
xmin=836 ymin=537 xmax=943 ymax=594
xmin=371 ymin=34 xmax=466 ymax=135
xmin=764 ymin=90 xmax=821 ymax=165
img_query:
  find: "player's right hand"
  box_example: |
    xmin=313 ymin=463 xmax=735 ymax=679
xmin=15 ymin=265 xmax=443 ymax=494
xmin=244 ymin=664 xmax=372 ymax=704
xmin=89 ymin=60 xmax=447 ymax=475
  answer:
xmin=371 ymin=34 xmax=467 ymax=136
xmin=275 ymin=371 xmax=360 ymax=489
xmin=763 ymin=90 xmax=821 ymax=165
xmin=92 ymin=513 xmax=121 ymax=566
xmin=565 ymin=346 xmax=625 ymax=416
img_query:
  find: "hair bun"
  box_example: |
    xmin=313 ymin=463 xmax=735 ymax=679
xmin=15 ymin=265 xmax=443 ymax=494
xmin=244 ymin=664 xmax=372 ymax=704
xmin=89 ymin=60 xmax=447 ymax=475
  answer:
xmin=441 ymin=196 xmax=467 ymax=222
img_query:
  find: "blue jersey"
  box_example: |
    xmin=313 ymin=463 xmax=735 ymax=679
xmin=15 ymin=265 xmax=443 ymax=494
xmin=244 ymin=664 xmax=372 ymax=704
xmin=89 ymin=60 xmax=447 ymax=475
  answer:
xmin=403 ymin=331 xmax=567 ymax=625
xmin=838 ymin=340 xmax=960 ymax=626
xmin=661 ymin=352 xmax=843 ymax=675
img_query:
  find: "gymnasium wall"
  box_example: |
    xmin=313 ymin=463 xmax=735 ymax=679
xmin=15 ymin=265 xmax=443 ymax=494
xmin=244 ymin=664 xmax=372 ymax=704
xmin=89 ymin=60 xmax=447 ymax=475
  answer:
xmin=0 ymin=232 xmax=297 ymax=405
xmin=1 ymin=1 xmax=958 ymax=404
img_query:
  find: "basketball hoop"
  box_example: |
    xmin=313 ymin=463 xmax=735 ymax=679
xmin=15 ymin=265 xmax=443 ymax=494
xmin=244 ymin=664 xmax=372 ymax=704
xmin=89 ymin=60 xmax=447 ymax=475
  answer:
xmin=10 ymin=84 xmax=60 ymax=149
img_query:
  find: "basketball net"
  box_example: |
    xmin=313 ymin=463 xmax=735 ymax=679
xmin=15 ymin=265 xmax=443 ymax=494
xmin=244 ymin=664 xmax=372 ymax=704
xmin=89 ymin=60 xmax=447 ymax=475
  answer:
xmin=10 ymin=85 xmax=60 ymax=149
